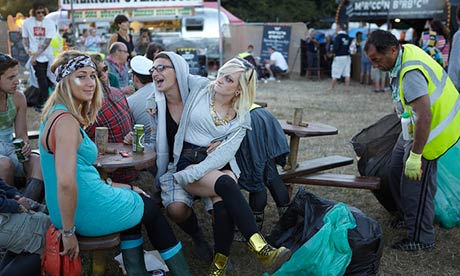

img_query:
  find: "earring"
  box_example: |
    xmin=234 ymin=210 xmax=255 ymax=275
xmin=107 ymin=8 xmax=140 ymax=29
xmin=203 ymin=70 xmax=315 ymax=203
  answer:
xmin=235 ymin=90 xmax=240 ymax=96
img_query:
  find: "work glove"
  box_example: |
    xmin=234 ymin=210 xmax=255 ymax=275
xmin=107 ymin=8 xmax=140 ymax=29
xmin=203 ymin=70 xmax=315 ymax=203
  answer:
xmin=405 ymin=151 xmax=422 ymax=181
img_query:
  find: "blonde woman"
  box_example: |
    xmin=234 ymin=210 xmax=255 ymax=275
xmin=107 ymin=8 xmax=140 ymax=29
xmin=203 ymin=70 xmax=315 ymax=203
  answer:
xmin=39 ymin=51 xmax=189 ymax=275
xmin=160 ymin=57 xmax=291 ymax=274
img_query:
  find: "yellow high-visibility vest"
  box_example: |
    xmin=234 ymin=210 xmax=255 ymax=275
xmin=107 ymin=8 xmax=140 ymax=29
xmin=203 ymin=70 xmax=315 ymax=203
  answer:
xmin=399 ymin=44 xmax=460 ymax=160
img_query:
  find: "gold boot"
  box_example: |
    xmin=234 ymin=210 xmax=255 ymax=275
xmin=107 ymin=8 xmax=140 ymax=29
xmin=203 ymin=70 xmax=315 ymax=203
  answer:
xmin=247 ymin=233 xmax=291 ymax=274
xmin=207 ymin=253 xmax=228 ymax=276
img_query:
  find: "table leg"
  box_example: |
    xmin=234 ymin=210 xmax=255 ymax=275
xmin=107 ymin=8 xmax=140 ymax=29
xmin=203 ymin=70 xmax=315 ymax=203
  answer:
xmin=286 ymin=135 xmax=300 ymax=170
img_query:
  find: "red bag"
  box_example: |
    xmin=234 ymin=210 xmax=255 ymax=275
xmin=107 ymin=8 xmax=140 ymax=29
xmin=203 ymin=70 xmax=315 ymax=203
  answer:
xmin=41 ymin=224 xmax=82 ymax=276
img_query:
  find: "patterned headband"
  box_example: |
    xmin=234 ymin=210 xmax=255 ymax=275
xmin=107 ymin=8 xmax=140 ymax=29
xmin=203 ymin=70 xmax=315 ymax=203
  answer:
xmin=55 ymin=55 xmax=96 ymax=82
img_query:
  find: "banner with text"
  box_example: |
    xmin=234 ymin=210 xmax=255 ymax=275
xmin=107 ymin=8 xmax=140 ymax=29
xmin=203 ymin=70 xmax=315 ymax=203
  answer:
xmin=346 ymin=0 xmax=447 ymax=20
xmin=260 ymin=25 xmax=291 ymax=63
xmin=59 ymin=0 xmax=202 ymax=10
xmin=72 ymin=7 xmax=194 ymax=21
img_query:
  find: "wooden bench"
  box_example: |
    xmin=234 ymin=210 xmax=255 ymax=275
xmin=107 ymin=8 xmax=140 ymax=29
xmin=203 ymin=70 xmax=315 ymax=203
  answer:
xmin=280 ymin=155 xmax=354 ymax=181
xmin=288 ymin=173 xmax=381 ymax=190
xmin=13 ymin=130 xmax=40 ymax=140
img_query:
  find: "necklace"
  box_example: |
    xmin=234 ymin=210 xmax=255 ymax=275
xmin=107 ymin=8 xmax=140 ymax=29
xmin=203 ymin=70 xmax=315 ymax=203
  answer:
xmin=210 ymin=93 xmax=232 ymax=126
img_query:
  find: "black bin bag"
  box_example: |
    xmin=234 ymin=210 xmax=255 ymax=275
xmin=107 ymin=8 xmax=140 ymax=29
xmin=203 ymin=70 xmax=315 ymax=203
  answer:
xmin=351 ymin=113 xmax=401 ymax=212
xmin=268 ymin=188 xmax=384 ymax=275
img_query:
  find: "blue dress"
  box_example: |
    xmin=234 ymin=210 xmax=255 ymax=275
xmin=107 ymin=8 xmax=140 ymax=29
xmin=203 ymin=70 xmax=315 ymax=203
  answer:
xmin=39 ymin=104 xmax=143 ymax=236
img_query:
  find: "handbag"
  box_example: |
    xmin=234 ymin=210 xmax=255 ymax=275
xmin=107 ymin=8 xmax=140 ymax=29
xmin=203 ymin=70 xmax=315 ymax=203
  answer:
xmin=41 ymin=224 xmax=82 ymax=276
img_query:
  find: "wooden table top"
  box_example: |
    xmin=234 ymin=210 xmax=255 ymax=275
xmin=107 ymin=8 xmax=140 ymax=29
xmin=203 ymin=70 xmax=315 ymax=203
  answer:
xmin=278 ymin=120 xmax=338 ymax=137
xmin=94 ymin=143 xmax=156 ymax=173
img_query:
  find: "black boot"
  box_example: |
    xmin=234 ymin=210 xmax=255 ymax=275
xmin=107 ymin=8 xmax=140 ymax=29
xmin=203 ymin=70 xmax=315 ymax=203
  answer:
xmin=164 ymin=249 xmax=190 ymax=276
xmin=23 ymin=178 xmax=44 ymax=202
xmin=121 ymin=246 xmax=148 ymax=276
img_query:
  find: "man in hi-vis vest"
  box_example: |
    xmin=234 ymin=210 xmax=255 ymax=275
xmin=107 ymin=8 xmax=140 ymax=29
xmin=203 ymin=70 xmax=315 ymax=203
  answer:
xmin=365 ymin=30 xmax=460 ymax=252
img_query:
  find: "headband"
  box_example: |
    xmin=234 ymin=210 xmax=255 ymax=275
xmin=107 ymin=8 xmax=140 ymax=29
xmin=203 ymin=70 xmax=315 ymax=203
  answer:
xmin=55 ymin=55 xmax=96 ymax=82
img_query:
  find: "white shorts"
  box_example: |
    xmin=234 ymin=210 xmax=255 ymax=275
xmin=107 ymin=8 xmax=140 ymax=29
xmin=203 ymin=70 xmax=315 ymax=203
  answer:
xmin=331 ymin=55 xmax=351 ymax=79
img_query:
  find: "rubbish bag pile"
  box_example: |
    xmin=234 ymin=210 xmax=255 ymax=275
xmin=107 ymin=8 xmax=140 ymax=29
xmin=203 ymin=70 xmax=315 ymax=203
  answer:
xmin=267 ymin=189 xmax=383 ymax=275
xmin=351 ymin=113 xmax=400 ymax=212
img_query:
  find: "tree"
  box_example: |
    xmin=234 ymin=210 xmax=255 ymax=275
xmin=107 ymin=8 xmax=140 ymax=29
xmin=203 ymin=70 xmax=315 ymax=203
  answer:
xmin=219 ymin=0 xmax=338 ymax=26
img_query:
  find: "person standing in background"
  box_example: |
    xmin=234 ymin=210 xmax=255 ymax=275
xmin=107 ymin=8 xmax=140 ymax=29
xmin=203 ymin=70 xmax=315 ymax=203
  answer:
xmin=84 ymin=28 xmax=102 ymax=52
xmin=430 ymin=20 xmax=450 ymax=68
xmin=22 ymin=1 xmax=57 ymax=112
xmin=305 ymin=29 xmax=319 ymax=79
xmin=448 ymin=6 xmax=460 ymax=90
xmin=135 ymin=28 xmax=151 ymax=56
xmin=107 ymin=14 xmax=136 ymax=60
xmin=330 ymin=23 xmax=351 ymax=90
xmin=62 ymin=23 xmax=76 ymax=49
xmin=106 ymin=42 xmax=135 ymax=95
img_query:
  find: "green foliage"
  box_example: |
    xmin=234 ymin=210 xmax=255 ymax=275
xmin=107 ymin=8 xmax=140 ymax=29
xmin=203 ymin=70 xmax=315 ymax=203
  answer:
xmin=220 ymin=0 xmax=338 ymax=25
xmin=0 ymin=0 xmax=57 ymax=20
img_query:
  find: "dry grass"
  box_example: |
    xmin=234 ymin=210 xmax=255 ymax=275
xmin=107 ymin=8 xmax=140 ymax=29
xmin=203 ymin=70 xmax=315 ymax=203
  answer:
xmin=25 ymin=75 xmax=460 ymax=275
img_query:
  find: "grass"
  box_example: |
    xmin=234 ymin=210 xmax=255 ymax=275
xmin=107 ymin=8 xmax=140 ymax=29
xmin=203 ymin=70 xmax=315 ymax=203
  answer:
xmin=26 ymin=75 xmax=460 ymax=275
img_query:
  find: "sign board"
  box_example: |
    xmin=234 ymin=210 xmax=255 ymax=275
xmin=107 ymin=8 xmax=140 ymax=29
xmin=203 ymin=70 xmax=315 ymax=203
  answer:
xmin=346 ymin=0 xmax=447 ymax=20
xmin=59 ymin=0 xmax=202 ymax=10
xmin=176 ymin=47 xmax=200 ymax=74
xmin=260 ymin=25 xmax=291 ymax=64
xmin=72 ymin=7 xmax=193 ymax=21
xmin=8 ymin=31 xmax=28 ymax=66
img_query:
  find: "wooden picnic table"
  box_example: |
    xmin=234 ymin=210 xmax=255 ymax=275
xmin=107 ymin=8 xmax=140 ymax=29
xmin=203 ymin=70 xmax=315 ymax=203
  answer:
xmin=278 ymin=119 xmax=338 ymax=170
xmin=94 ymin=142 xmax=156 ymax=177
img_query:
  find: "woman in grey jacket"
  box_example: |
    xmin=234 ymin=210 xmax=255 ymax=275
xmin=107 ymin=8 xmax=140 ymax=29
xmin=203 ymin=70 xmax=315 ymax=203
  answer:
xmin=163 ymin=57 xmax=291 ymax=275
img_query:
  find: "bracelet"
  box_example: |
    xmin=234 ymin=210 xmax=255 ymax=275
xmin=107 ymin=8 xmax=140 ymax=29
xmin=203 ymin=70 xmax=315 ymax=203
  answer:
xmin=61 ymin=226 xmax=76 ymax=237
xmin=130 ymin=184 xmax=134 ymax=190
xmin=106 ymin=178 xmax=113 ymax=186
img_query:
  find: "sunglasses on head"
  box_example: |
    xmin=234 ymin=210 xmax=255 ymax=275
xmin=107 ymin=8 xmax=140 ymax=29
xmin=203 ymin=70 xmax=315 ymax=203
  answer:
xmin=149 ymin=64 xmax=174 ymax=74
xmin=236 ymin=57 xmax=255 ymax=82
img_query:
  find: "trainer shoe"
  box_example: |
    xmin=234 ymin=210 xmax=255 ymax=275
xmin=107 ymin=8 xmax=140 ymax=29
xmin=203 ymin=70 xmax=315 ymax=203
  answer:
xmin=392 ymin=239 xmax=435 ymax=251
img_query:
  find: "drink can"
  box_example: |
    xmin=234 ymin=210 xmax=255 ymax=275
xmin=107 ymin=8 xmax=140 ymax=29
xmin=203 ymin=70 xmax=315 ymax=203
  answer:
xmin=13 ymin=138 xmax=28 ymax=162
xmin=133 ymin=124 xmax=145 ymax=152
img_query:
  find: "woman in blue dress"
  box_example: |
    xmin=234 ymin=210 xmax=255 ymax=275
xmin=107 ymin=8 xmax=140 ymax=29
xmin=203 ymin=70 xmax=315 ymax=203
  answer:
xmin=38 ymin=50 xmax=189 ymax=275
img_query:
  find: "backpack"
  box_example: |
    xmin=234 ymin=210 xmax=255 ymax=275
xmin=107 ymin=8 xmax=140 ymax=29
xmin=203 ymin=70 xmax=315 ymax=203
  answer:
xmin=41 ymin=224 xmax=82 ymax=276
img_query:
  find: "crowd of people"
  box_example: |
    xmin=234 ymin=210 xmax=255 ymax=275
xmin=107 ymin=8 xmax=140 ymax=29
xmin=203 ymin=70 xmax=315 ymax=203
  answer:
xmin=1 ymin=0 xmax=460 ymax=275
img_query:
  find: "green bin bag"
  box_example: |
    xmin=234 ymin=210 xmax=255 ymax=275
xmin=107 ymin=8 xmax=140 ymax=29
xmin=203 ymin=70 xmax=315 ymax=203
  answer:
xmin=434 ymin=141 xmax=460 ymax=228
xmin=266 ymin=203 xmax=356 ymax=276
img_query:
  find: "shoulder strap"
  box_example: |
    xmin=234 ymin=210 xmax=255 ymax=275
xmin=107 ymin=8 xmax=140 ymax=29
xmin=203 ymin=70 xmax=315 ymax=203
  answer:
xmin=45 ymin=112 xmax=72 ymax=154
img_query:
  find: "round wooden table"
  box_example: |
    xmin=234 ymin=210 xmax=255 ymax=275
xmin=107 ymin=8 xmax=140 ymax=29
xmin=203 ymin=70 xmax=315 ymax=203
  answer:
xmin=93 ymin=143 xmax=156 ymax=175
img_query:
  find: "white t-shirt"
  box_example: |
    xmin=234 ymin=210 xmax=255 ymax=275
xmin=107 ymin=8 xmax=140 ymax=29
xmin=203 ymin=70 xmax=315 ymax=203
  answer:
xmin=270 ymin=51 xmax=289 ymax=71
xmin=22 ymin=17 xmax=57 ymax=62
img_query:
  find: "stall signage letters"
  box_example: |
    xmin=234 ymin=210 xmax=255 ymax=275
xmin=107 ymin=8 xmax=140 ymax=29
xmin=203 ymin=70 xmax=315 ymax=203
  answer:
xmin=346 ymin=0 xmax=446 ymax=20
xmin=72 ymin=7 xmax=193 ymax=20
xmin=60 ymin=0 xmax=202 ymax=10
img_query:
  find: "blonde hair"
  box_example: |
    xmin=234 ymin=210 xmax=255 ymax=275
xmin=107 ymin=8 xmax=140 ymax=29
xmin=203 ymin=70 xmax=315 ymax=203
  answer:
xmin=210 ymin=57 xmax=256 ymax=121
xmin=41 ymin=50 xmax=102 ymax=127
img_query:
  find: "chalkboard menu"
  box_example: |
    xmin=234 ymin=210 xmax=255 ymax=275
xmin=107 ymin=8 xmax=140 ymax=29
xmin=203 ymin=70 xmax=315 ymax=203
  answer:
xmin=176 ymin=47 xmax=205 ymax=76
xmin=260 ymin=25 xmax=291 ymax=64
xmin=9 ymin=31 xmax=28 ymax=66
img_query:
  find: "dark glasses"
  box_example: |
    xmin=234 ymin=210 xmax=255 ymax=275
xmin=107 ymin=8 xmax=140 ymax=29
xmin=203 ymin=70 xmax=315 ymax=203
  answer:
xmin=36 ymin=10 xmax=46 ymax=15
xmin=149 ymin=64 xmax=174 ymax=74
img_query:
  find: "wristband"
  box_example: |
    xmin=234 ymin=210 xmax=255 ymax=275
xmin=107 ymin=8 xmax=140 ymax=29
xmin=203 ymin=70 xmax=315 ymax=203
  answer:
xmin=106 ymin=178 xmax=113 ymax=186
xmin=130 ymin=184 xmax=134 ymax=190
xmin=61 ymin=226 xmax=76 ymax=237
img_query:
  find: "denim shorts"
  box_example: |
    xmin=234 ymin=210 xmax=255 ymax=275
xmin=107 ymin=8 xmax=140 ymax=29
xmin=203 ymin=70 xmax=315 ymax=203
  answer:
xmin=0 ymin=140 xmax=24 ymax=177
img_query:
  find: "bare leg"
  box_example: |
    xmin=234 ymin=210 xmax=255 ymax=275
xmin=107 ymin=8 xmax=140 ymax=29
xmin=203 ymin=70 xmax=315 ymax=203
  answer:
xmin=23 ymin=154 xmax=43 ymax=181
xmin=331 ymin=78 xmax=338 ymax=90
xmin=344 ymin=77 xmax=350 ymax=87
xmin=0 ymin=158 xmax=14 ymax=185
xmin=265 ymin=64 xmax=274 ymax=79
